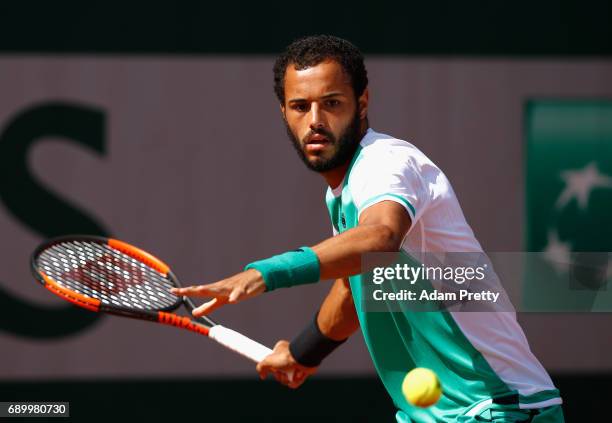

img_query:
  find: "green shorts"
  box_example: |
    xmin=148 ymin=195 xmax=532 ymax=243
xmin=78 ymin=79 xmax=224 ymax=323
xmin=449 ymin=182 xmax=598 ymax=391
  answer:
xmin=396 ymin=403 xmax=564 ymax=422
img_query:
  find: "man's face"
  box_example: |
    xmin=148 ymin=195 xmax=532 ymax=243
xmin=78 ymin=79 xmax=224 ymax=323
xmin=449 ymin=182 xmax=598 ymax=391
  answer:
xmin=281 ymin=60 xmax=366 ymax=172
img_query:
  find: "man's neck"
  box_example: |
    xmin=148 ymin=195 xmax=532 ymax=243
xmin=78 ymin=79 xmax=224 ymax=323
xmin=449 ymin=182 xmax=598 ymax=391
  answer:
xmin=322 ymin=161 xmax=351 ymax=190
xmin=321 ymin=124 xmax=369 ymax=189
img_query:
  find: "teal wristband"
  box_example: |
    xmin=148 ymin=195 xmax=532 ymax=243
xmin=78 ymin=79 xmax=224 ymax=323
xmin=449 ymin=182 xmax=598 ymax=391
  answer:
xmin=244 ymin=246 xmax=320 ymax=291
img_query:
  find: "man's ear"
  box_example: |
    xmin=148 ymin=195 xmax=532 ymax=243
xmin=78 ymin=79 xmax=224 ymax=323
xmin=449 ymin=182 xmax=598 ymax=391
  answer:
xmin=280 ymin=104 xmax=287 ymax=121
xmin=358 ymin=88 xmax=369 ymax=120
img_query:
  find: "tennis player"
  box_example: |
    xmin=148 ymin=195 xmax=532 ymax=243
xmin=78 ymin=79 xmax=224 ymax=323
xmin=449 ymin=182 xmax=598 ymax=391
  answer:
xmin=172 ymin=35 xmax=564 ymax=422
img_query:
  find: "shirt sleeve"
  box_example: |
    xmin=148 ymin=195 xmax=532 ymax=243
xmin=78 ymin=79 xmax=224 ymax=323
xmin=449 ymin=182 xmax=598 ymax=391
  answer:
xmin=349 ymin=151 xmax=432 ymax=226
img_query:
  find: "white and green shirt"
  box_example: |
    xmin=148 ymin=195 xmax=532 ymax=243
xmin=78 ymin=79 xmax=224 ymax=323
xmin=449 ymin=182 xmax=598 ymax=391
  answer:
xmin=326 ymin=128 xmax=562 ymax=422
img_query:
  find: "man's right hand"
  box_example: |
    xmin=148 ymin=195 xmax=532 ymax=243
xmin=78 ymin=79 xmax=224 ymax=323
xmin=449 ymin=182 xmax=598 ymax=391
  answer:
xmin=257 ymin=340 xmax=317 ymax=389
xmin=171 ymin=269 xmax=267 ymax=317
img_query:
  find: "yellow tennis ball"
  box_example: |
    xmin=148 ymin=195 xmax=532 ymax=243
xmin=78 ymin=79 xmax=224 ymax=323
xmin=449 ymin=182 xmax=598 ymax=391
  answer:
xmin=401 ymin=367 xmax=442 ymax=408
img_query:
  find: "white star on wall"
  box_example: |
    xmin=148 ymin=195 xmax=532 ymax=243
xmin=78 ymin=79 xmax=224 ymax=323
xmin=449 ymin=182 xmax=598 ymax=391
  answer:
xmin=556 ymin=162 xmax=612 ymax=210
xmin=543 ymin=230 xmax=572 ymax=275
xmin=544 ymin=162 xmax=612 ymax=278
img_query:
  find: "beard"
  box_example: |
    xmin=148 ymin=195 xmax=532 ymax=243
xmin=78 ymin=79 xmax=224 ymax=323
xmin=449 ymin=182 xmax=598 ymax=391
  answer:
xmin=285 ymin=112 xmax=362 ymax=173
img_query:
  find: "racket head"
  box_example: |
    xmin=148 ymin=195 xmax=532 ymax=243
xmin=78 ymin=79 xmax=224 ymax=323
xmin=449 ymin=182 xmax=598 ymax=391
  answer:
xmin=31 ymin=235 xmax=184 ymax=316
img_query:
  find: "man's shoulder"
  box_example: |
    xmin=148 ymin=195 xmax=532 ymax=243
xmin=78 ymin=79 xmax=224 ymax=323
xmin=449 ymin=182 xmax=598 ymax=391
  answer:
xmin=353 ymin=128 xmax=436 ymax=174
xmin=359 ymin=128 xmax=415 ymax=152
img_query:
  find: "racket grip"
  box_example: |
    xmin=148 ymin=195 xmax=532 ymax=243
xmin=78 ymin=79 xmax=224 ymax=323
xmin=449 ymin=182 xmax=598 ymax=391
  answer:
xmin=208 ymin=325 xmax=272 ymax=363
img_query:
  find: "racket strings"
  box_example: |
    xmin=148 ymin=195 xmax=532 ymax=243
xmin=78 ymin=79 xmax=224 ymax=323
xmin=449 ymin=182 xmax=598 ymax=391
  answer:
xmin=36 ymin=241 xmax=179 ymax=311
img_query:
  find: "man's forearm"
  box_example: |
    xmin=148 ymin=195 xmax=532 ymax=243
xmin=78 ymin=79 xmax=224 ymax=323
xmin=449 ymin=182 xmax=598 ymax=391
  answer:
xmin=317 ymin=278 xmax=359 ymax=341
xmin=242 ymin=202 xmax=410 ymax=294
xmin=289 ymin=278 xmax=359 ymax=366
xmin=312 ymin=201 xmax=412 ymax=281
xmin=310 ymin=224 xmax=396 ymax=280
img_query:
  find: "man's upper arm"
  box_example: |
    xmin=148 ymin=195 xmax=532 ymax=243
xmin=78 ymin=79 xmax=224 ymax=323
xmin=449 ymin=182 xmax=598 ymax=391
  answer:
xmin=358 ymin=200 xmax=412 ymax=248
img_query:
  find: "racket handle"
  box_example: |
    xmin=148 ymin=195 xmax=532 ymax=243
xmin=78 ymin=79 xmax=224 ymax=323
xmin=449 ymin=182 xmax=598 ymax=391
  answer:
xmin=208 ymin=326 xmax=295 ymax=383
xmin=208 ymin=325 xmax=272 ymax=363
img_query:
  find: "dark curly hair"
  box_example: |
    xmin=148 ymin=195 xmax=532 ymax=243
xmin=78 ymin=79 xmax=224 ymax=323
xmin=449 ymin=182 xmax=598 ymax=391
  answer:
xmin=273 ymin=35 xmax=368 ymax=105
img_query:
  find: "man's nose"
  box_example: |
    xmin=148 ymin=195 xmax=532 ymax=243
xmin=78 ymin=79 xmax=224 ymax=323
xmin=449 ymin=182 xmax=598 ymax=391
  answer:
xmin=309 ymin=103 xmax=326 ymax=131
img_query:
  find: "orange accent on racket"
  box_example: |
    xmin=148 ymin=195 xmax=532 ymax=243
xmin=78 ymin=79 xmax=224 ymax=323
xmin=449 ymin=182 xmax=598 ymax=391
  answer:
xmin=108 ymin=238 xmax=170 ymax=275
xmin=40 ymin=271 xmax=101 ymax=312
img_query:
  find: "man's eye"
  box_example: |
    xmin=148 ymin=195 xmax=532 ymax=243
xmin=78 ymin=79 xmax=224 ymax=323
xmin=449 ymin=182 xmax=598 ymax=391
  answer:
xmin=326 ymin=99 xmax=340 ymax=107
xmin=292 ymin=104 xmax=308 ymax=112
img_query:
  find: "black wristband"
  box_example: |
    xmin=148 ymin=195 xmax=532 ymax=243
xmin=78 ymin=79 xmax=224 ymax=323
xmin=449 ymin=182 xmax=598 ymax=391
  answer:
xmin=289 ymin=312 xmax=347 ymax=367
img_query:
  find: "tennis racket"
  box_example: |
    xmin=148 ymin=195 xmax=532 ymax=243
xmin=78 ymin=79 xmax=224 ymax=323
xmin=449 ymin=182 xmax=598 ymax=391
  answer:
xmin=31 ymin=235 xmax=273 ymax=363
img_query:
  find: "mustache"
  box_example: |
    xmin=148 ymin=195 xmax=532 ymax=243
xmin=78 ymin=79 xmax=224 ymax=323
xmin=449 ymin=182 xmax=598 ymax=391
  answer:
xmin=302 ymin=127 xmax=335 ymax=144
